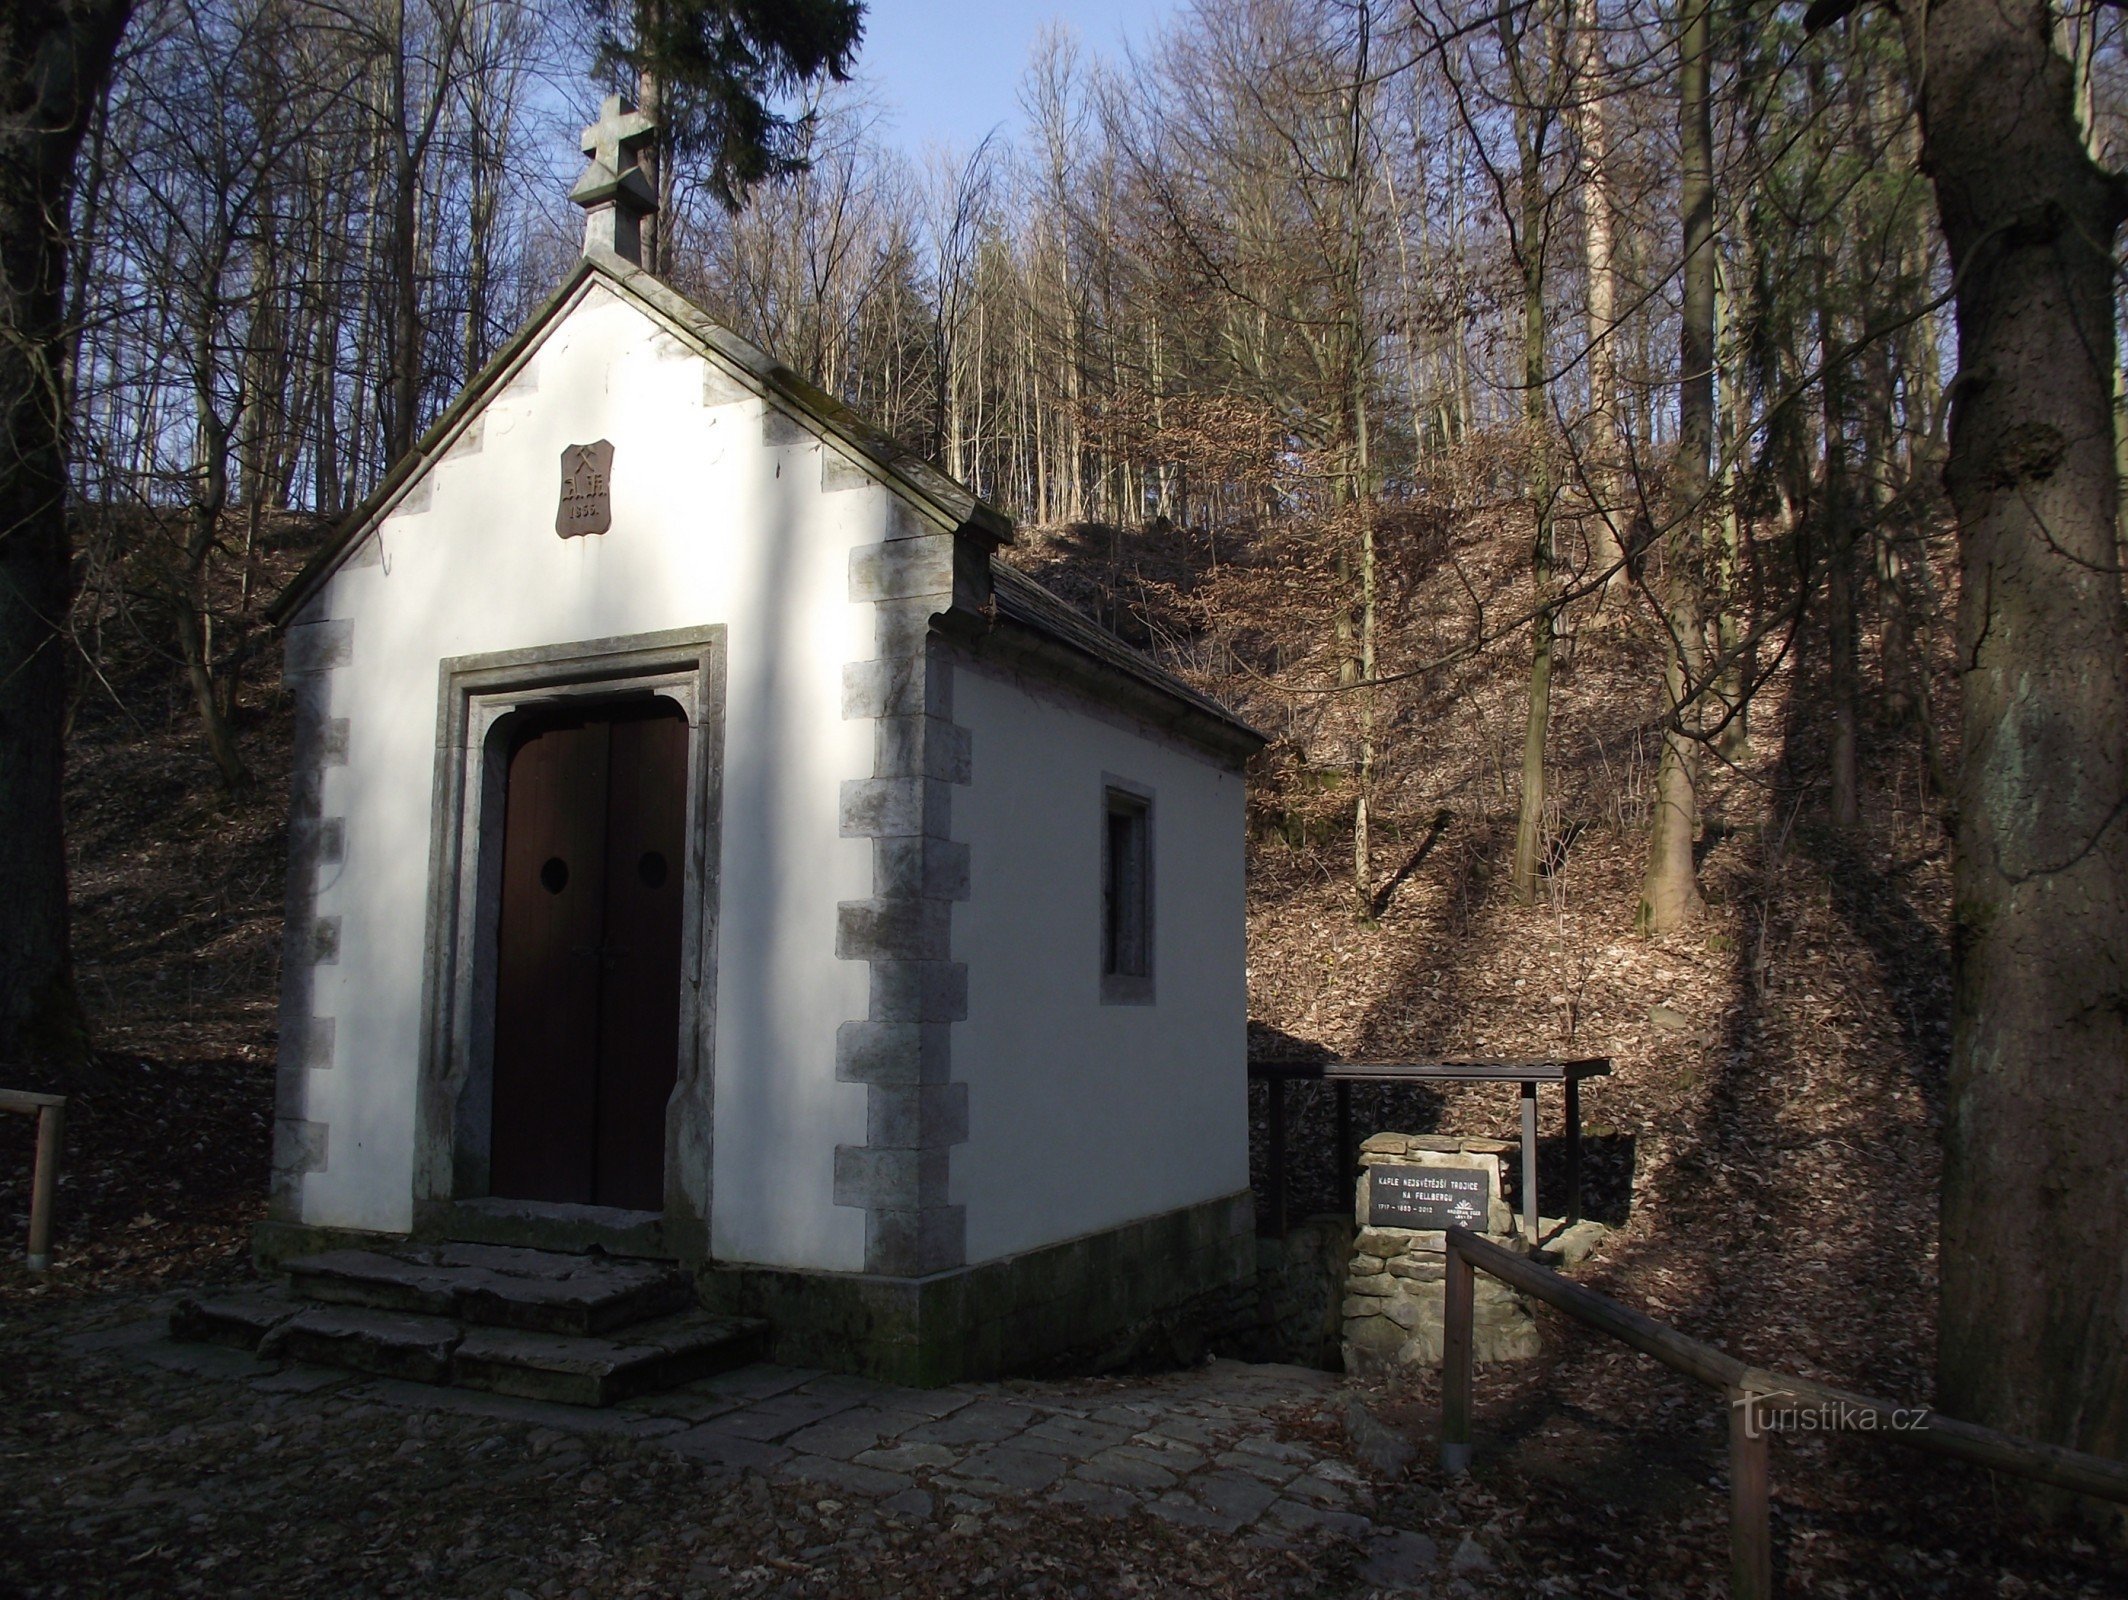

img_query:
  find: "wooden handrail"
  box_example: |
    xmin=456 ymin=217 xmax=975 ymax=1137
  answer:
xmin=1441 ymin=1227 xmax=2128 ymax=1598
xmin=2 ymin=1090 xmax=66 ymax=1270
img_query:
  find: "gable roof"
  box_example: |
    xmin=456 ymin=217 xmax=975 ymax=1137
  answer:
xmin=981 ymin=564 xmax=1263 ymax=761
xmin=268 ymin=248 xmax=1264 ymax=761
xmin=269 ymin=246 xmax=1006 ymax=626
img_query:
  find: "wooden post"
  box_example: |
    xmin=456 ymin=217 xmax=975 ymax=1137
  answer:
xmin=27 ymin=1100 xmax=65 ymax=1271
xmin=1267 ymin=1077 xmax=1288 ymax=1238
xmin=1519 ymin=1078 xmax=1539 ymax=1242
xmin=1335 ymin=1079 xmax=1353 ymax=1192
xmin=1565 ymin=1072 xmax=1583 ymax=1225
xmin=1728 ymin=1386 xmax=1773 ymax=1600
xmin=1441 ymin=1234 xmax=1476 ymax=1473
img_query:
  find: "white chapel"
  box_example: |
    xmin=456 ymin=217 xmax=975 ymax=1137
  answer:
xmin=255 ymin=97 xmax=1265 ymax=1382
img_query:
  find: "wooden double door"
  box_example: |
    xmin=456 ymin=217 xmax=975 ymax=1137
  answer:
xmin=489 ymin=699 xmax=687 ymax=1211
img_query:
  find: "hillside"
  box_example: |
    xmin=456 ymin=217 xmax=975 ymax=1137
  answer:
xmin=1 ymin=507 xmax=2112 ymax=1594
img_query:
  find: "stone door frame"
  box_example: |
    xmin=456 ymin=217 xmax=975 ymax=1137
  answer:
xmin=412 ymin=626 xmax=727 ymax=1256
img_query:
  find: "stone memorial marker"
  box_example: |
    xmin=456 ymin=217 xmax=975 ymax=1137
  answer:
xmin=1343 ymin=1133 xmax=1541 ymax=1371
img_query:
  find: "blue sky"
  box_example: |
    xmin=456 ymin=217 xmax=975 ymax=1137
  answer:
xmin=848 ymin=0 xmax=1178 ymax=154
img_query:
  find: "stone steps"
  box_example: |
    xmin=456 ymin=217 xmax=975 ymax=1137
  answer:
xmin=286 ymin=1242 xmax=694 ymax=1335
xmin=170 ymin=1242 xmax=767 ymax=1407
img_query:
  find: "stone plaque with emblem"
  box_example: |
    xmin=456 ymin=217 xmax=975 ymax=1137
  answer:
xmin=1367 ymin=1164 xmax=1490 ymax=1230
xmin=556 ymin=440 xmax=614 ymax=538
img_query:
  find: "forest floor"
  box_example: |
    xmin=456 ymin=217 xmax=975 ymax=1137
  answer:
xmin=1 ymin=514 xmax=2119 ymax=1596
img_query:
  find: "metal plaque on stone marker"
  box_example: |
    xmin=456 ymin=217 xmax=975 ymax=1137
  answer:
xmin=557 ymin=440 xmax=614 ymax=538
xmin=1367 ymin=1164 xmax=1490 ymax=1230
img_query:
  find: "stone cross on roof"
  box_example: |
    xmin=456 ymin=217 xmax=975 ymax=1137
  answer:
xmin=570 ymin=93 xmax=659 ymax=267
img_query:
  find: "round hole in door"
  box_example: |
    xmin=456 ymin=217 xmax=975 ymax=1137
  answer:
xmin=638 ymin=850 xmax=669 ymax=889
xmin=540 ymin=857 xmax=569 ymax=894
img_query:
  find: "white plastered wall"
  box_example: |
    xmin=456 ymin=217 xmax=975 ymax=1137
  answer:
xmin=948 ymin=660 xmax=1251 ymax=1263
xmin=291 ymin=281 xmax=877 ymax=1270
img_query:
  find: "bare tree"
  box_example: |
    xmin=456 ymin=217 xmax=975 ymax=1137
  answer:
xmin=0 ymin=0 xmax=134 ymax=1079
xmin=1883 ymin=0 xmax=2128 ymax=1470
xmin=1635 ymin=0 xmax=1713 ymax=934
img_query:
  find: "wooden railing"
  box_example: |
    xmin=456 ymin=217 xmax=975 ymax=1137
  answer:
xmin=1440 ymin=1227 xmax=2128 ymax=1598
xmin=1 ymin=1090 xmax=66 ymax=1270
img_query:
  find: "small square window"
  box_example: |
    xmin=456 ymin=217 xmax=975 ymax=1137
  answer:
xmin=1102 ymin=785 xmax=1153 ymax=1004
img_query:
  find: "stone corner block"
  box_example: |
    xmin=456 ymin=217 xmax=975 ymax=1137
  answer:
xmin=836 ymin=898 xmax=951 ymax=962
xmin=822 ymin=451 xmax=872 ymax=492
xmin=763 ymin=406 xmax=814 ymax=447
xmin=865 ymin=1082 xmax=970 ymax=1149
xmin=874 ymin=718 xmax=970 ymax=784
xmin=866 ymin=1206 xmax=966 ymax=1277
xmin=850 ymin=536 xmax=955 ymax=603
xmin=833 ymin=1145 xmax=949 ymax=1210
xmin=841 ymin=657 xmax=952 ymax=722
xmin=836 ymin=1020 xmax=951 ymax=1085
xmin=867 ymin=960 xmax=968 ymax=1023
xmin=840 ymin=777 xmax=951 ymax=841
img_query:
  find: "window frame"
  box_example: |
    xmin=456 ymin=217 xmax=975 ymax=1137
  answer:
xmin=1100 ymin=775 xmax=1155 ymax=1006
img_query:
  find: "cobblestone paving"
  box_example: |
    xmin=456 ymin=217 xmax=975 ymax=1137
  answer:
xmin=1 ymin=1292 xmax=1501 ymax=1598
xmin=84 ymin=1313 xmax=1381 ymax=1540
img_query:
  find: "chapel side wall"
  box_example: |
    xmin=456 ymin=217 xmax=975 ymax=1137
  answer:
xmin=269 ymin=282 xmax=882 ymax=1271
xmin=947 ymin=657 xmax=1251 ymax=1265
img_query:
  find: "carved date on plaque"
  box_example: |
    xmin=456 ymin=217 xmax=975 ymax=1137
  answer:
xmin=557 ymin=440 xmax=614 ymax=538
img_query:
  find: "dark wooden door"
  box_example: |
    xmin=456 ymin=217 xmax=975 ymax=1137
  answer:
xmin=489 ymin=700 xmax=687 ymax=1210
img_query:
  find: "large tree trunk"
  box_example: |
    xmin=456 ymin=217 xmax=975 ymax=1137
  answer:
xmin=1908 ymin=0 xmax=2128 ymax=1468
xmin=1636 ymin=0 xmax=1712 ymax=935
xmin=0 ymin=0 xmax=133 ymax=1079
xmin=1571 ymin=0 xmax=1624 ymax=597
xmin=1509 ymin=4 xmax=1556 ymax=906
xmin=184 ymin=299 xmax=248 ymax=790
xmin=1818 ymin=290 xmax=1859 ymax=830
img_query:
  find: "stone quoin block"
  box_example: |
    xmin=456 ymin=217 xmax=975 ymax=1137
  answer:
xmin=841 ymin=657 xmax=951 ymax=721
xmin=838 ymin=777 xmax=952 ymax=841
xmin=865 ymin=1082 xmax=970 ymax=1150
xmin=271 ymin=1116 xmax=328 ymax=1181
xmin=314 ymin=817 xmax=346 ymax=867
xmin=868 ymin=960 xmax=969 ymax=1023
xmin=702 ymin=362 xmax=750 ymax=407
xmin=871 ymin=836 xmax=970 ymax=903
xmin=822 ymin=452 xmax=871 ymax=492
xmin=849 ymin=536 xmax=956 ymax=603
xmin=287 ymin=1016 xmax=337 ymax=1073
xmin=835 ymin=1020 xmax=952 ymax=1086
xmin=444 ymin=414 xmax=485 ymax=459
xmin=285 ymin=818 xmax=344 ymax=885
xmin=872 ymin=595 xmax=950 ymax=658
xmin=762 ymin=407 xmax=812 ymax=447
xmin=865 ymin=1205 xmax=966 ymax=1277
xmin=835 ymin=897 xmax=952 ymax=962
xmin=874 ymin=716 xmax=971 ymax=784
xmin=393 ymin=476 xmax=433 ymax=517
xmin=882 ymin=500 xmax=936 ymax=541
xmin=918 ymin=839 xmax=971 ymax=901
xmin=832 ymin=1144 xmax=950 ymax=1209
